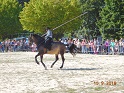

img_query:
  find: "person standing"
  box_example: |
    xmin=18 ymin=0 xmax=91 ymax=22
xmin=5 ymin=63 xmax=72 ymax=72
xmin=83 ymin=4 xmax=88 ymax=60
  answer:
xmin=0 ymin=41 xmax=2 ymax=52
xmin=76 ymin=39 xmax=81 ymax=52
xmin=110 ymin=39 xmax=115 ymax=55
xmin=119 ymin=38 xmax=123 ymax=54
xmin=105 ymin=39 xmax=110 ymax=54
xmin=81 ymin=39 xmax=86 ymax=54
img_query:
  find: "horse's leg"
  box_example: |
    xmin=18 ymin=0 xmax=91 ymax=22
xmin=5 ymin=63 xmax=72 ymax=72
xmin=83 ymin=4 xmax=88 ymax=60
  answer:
xmin=60 ymin=54 xmax=65 ymax=69
xmin=51 ymin=54 xmax=59 ymax=68
xmin=35 ymin=53 xmax=40 ymax=65
xmin=40 ymin=55 xmax=47 ymax=70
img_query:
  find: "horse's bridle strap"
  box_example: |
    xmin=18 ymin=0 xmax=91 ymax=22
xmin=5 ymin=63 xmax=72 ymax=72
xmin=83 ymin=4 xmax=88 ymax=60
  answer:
xmin=37 ymin=40 xmax=45 ymax=49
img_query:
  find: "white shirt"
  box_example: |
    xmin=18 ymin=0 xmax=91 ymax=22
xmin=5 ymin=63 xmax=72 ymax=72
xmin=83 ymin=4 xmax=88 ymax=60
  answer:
xmin=46 ymin=30 xmax=52 ymax=38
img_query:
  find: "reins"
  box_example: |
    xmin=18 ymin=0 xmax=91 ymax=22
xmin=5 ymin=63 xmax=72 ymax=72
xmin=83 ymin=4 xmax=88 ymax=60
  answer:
xmin=36 ymin=36 xmax=45 ymax=49
xmin=37 ymin=40 xmax=45 ymax=49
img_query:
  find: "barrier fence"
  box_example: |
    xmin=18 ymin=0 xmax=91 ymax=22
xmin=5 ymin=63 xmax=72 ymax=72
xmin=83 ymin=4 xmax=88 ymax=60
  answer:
xmin=0 ymin=37 xmax=124 ymax=55
xmin=1 ymin=43 xmax=124 ymax=55
xmin=76 ymin=44 xmax=124 ymax=55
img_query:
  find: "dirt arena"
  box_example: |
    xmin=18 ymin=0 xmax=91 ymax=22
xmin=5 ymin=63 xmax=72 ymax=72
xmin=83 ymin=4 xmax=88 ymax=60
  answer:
xmin=0 ymin=52 xmax=124 ymax=93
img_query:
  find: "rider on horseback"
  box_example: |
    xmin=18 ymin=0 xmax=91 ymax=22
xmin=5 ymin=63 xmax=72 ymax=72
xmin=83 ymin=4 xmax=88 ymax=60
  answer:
xmin=42 ymin=27 xmax=53 ymax=50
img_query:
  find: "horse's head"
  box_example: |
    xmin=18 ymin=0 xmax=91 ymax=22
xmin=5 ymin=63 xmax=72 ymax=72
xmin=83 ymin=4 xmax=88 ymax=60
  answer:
xmin=28 ymin=34 xmax=45 ymax=46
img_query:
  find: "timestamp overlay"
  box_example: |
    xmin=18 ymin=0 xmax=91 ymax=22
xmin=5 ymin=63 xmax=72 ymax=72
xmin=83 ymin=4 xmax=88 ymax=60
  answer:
xmin=0 ymin=52 xmax=124 ymax=93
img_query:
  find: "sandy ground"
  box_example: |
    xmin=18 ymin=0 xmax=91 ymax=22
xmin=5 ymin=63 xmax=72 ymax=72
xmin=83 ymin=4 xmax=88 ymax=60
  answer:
xmin=0 ymin=52 xmax=124 ymax=93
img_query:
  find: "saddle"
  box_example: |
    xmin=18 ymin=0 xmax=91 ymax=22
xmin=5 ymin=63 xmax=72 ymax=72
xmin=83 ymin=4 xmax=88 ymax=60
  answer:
xmin=44 ymin=38 xmax=53 ymax=51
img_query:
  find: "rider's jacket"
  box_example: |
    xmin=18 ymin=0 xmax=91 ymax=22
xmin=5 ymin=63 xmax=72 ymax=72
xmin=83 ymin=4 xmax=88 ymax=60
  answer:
xmin=42 ymin=29 xmax=52 ymax=39
xmin=45 ymin=30 xmax=52 ymax=38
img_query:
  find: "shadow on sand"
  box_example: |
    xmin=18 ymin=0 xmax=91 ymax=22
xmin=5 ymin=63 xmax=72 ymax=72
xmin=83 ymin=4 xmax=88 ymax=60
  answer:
xmin=60 ymin=68 xmax=102 ymax=71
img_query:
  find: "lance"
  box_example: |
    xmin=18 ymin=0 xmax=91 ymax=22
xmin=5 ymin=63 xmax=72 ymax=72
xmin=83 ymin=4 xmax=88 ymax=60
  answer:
xmin=52 ymin=12 xmax=88 ymax=31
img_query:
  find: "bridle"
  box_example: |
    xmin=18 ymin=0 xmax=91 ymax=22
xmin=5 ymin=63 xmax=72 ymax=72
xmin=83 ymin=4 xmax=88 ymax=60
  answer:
xmin=37 ymin=39 xmax=45 ymax=49
xmin=35 ymin=35 xmax=46 ymax=49
xmin=29 ymin=34 xmax=46 ymax=49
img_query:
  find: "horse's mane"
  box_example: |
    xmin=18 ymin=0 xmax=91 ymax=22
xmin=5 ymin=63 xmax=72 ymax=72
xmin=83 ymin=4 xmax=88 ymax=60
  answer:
xmin=33 ymin=34 xmax=44 ymax=41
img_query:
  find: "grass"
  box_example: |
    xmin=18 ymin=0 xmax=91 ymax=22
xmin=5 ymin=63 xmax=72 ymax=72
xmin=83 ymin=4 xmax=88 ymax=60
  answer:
xmin=94 ymin=87 xmax=105 ymax=91
xmin=42 ymin=88 xmax=76 ymax=93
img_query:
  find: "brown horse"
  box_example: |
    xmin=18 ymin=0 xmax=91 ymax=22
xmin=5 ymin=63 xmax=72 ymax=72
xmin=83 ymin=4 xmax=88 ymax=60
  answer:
xmin=29 ymin=34 xmax=76 ymax=70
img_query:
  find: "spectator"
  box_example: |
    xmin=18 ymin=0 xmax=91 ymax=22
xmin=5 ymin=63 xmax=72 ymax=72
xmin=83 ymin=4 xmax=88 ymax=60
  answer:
xmin=0 ymin=41 xmax=2 ymax=52
xmin=5 ymin=40 xmax=10 ymax=52
xmin=76 ymin=39 xmax=81 ymax=52
xmin=63 ymin=39 xmax=68 ymax=46
xmin=31 ymin=43 xmax=37 ymax=52
xmin=68 ymin=38 xmax=73 ymax=46
xmin=96 ymin=39 xmax=100 ymax=54
xmin=110 ymin=40 xmax=115 ymax=55
xmin=104 ymin=39 xmax=110 ymax=54
xmin=93 ymin=38 xmax=97 ymax=54
xmin=114 ymin=40 xmax=119 ymax=54
xmin=13 ymin=40 xmax=17 ymax=52
xmin=81 ymin=39 xmax=87 ymax=54
xmin=119 ymin=38 xmax=123 ymax=54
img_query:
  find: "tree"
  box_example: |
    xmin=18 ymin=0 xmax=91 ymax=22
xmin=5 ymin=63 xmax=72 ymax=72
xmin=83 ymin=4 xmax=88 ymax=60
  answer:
xmin=19 ymin=0 xmax=82 ymax=37
xmin=97 ymin=0 xmax=124 ymax=39
xmin=0 ymin=0 xmax=23 ymax=39
xmin=17 ymin=0 xmax=30 ymax=6
xmin=79 ymin=0 xmax=104 ymax=38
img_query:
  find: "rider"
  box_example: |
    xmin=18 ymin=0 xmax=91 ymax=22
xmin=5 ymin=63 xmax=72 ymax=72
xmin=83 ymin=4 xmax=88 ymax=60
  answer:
xmin=42 ymin=27 xmax=53 ymax=50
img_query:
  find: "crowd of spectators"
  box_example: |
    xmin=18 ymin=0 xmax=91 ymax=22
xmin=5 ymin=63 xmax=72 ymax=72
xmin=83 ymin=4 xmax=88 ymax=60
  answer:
xmin=0 ymin=38 xmax=37 ymax=53
xmin=0 ymin=37 xmax=124 ymax=55
xmin=60 ymin=38 xmax=124 ymax=55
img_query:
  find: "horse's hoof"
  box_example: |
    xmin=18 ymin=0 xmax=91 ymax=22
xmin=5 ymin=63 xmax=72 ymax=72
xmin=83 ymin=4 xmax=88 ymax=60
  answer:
xmin=36 ymin=63 xmax=40 ymax=65
xmin=45 ymin=67 xmax=47 ymax=70
xmin=60 ymin=67 xmax=63 ymax=69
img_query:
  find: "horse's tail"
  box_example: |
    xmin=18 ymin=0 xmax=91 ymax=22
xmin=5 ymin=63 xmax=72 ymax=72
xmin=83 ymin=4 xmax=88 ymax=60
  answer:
xmin=68 ymin=43 xmax=78 ymax=57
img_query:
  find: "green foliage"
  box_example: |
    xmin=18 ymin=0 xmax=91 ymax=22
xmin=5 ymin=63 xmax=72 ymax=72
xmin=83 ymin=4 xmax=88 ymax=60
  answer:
xmin=19 ymin=0 xmax=82 ymax=35
xmin=77 ymin=0 xmax=104 ymax=38
xmin=0 ymin=0 xmax=123 ymax=40
xmin=97 ymin=0 xmax=124 ymax=39
xmin=0 ymin=0 xmax=23 ymax=39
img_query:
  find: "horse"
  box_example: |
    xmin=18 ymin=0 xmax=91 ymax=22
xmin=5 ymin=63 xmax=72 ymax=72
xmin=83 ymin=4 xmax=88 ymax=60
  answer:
xmin=28 ymin=34 xmax=77 ymax=70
